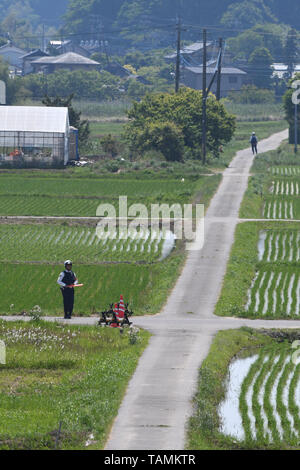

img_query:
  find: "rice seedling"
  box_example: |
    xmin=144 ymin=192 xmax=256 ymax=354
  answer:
xmin=187 ymin=328 xmax=300 ymax=450
xmin=220 ymin=346 xmax=300 ymax=446
xmin=258 ymin=230 xmax=300 ymax=263
xmin=0 ymin=224 xmax=174 ymax=264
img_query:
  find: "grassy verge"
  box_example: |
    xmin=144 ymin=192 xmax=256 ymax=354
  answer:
xmin=223 ymin=103 xmax=285 ymax=122
xmin=214 ymin=221 xmax=300 ymax=319
xmin=211 ymin=120 xmax=287 ymax=170
xmin=0 ymin=320 xmax=150 ymax=450
xmin=187 ymin=328 xmax=300 ymax=450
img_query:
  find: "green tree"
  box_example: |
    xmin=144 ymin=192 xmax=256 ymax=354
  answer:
xmin=282 ymin=73 xmax=300 ymax=143
xmin=124 ymin=88 xmax=236 ymax=160
xmin=100 ymin=134 xmax=119 ymax=157
xmin=282 ymin=73 xmax=300 ymax=126
xmin=248 ymin=46 xmax=273 ymax=89
xmin=42 ymin=94 xmax=90 ymax=145
xmin=129 ymin=120 xmax=184 ymax=162
xmin=221 ymin=0 xmax=276 ymax=30
xmin=227 ymin=30 xmax=264 ymax=61
xmin=227 ymin=23 xmax=286 ymax=62
xmin=23 ymin=70 xmax=121 ymax=100
xmin=0 ymin=57 xmax=23 ymax=104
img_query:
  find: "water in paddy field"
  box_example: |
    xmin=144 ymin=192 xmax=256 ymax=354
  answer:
xmin=258 ymin=230 xmax=267 ymax=261
xmin=219 ymin=352 xmax=300 ymax=443
xmin=159 ymin=230 xmax=176 ymax=261
xmin=219 ymin=355 xmax=258 ymax=441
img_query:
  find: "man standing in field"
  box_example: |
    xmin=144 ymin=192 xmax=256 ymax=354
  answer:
xmin=250 ymin=132 xmax=258 ymax=155
xmin=57 ymin=260 xmax=78 ymax=319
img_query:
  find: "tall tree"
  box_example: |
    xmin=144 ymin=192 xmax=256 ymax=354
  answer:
xmin=221 ymin=0 xmax=277 ymax=30
xmin=248 ymin=46 xmax=273 ymax=89
xmin=42 ymin=94 xmax=90 ymax=145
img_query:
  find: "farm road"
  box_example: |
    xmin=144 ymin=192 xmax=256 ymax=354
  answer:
xmin=3 ymin=129 xmax=300 ymax=451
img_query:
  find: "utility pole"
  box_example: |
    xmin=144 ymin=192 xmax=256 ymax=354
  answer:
xmin=216 ymin=37 xmax=223 ymax=101
xmin=202 ymin=29 xmax=207 ymax=164
xmin=175 ymin=16 xmax=181 ymax=93
xmin=295 ymin=101 xmax=298 ymax=154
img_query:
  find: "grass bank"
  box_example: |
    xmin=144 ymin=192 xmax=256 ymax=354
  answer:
xmin=0 ymin=320 xmax=150 ymax=450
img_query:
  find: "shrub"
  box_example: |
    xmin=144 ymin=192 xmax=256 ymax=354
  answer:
xmin=228 ymin=85 xmax=276 ymax=104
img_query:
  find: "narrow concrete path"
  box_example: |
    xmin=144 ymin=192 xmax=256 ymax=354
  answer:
xmin=2 ymin=130 xmax=297 ymax=451
xmin=104 ymin=129 xmax=291 ymax=450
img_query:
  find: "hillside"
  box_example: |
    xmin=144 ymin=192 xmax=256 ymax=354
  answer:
xmin=0 ymin=0 xmax=299 ymax=48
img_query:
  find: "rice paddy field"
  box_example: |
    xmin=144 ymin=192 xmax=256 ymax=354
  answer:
xmin=0 ymin=221 xmax=185 ymax=316
xmin=0 ymin=321 xmax=150 ymax=450
xmin=240 ymin=143 xmax=300 ymax=220
xmin=215 ymin=221 xmax=300 ymax=319
xmin=216 ymin=142 xmax=300 ymax=320
xmin=0 ymin=224 xmax=173 ymax=264
xmin=0 ymin=174 xmax=217 ymax=217
xmin=221 ymin=346 xmax=300 ymax=445
xmin=188 ymin=328 xmax=300 ymax=450
xmin=0 ymin=170 xmax=218 ymax=316
xmin=0 ymin=168 xmax=222 ymax=316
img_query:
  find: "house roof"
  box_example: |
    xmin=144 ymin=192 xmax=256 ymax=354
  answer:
xmin=0 ymin=43 xmax=26 ymax=54
xmin=165 ymin=42 xmax=213 ymax=60
xmin=31 ymin=52 xmax=99 ymax=66
xmin=184 ymin=66 xmax=247 ymax=75
xmin=20 ymin=49 xmax=49 ymax=60
xmin=0 ymin=106 xmax=69 ymax=133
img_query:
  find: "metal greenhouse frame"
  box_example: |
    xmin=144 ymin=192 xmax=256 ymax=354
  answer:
xmin=0 ymin=106 xmax=70 ymax=165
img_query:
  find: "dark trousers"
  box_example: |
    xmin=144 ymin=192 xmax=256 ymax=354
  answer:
xmin=61 ymin=288 xmax=74 ymax=318
xmin=252 ymin=144 xmax=258 ymax=154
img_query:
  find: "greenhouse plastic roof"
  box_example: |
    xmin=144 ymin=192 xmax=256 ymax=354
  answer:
xmin=0 ymin=106 xmax=69 ymax=133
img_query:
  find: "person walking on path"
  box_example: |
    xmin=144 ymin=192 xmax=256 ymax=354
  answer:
xmin=57 ymin=260 xmax=78 ymax=319
xmin=250 ymin=132 xmax=258 ymax=155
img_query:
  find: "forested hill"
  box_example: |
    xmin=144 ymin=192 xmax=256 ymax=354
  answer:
xmin=62 ymin=0 xmax=300 ymax=31
xmin=0 ymin=0 xmax=299 ymax=48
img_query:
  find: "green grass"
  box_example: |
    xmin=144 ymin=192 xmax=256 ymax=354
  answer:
xmin=223 ymin=103 xmax=285 ymax=122
xmin=215 ymin=221 xmax=300 ymax=319
xmin=187 ymin=328 xmax=300 ymax=450
xmin=213 ymin=120 xmax=288 ymax=169
xmin=89 ymin=121 xmax=125 ymax=137
xmin=74 ymin=100 xmax=130 ymax=119
xmin=0 ymin=320 xmax=150 ymax=449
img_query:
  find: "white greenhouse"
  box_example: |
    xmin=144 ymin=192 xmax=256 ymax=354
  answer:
xmin=0 ymin=106 xmax=71 ymax=166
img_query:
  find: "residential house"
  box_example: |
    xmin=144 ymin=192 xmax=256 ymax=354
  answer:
xmin=48 ymin=40 xmax=91 ymax=58
xmin=21 ymin=49 xmax=49 ymax=75
xmin=182 ymin=66 xmax=248 ymax=97
xmin=31 ymin=52 xmax=100 ymax=74
xmin=164 ymin=41 xmax=215 ymax=65
xmin=272 ymin=63 xmax=300 ymax=79
xmin=0 ymin=42 xmax=26 ymax=71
